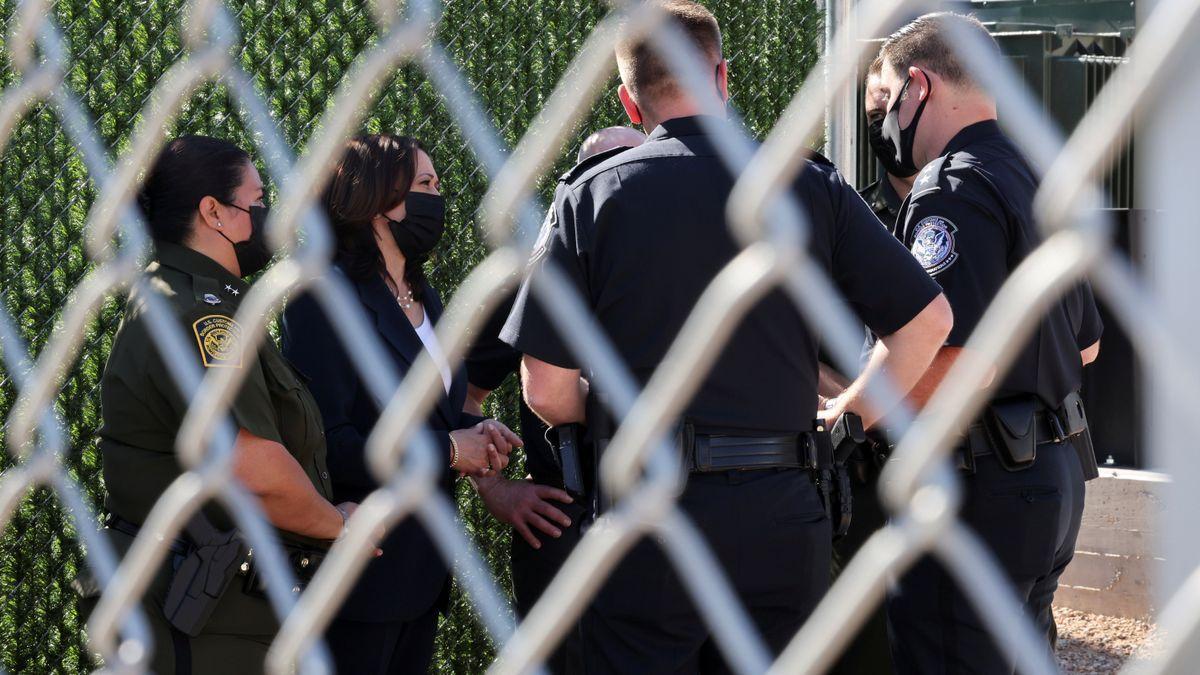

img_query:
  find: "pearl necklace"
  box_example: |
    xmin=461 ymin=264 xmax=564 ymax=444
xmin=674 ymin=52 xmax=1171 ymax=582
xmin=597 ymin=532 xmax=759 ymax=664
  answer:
xmin=397 ymin=288 xmax=415 ymax=311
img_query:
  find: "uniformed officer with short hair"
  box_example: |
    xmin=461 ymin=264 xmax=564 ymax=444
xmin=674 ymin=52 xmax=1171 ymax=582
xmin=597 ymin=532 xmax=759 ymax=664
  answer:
xmin=826 ymin=53 xmax=928 ymax=675
xmin=89 ymin=136 xmax=363 ymax=673
xmin=465 ymin=128 xmax=644 ymax=675
xmin=861 ymin=55 xmax=918 ymax=224
xmin=869 ymin=13 xmax=1103 ymax=673
xmin=500 ymin=2 xmax=954 ymax=671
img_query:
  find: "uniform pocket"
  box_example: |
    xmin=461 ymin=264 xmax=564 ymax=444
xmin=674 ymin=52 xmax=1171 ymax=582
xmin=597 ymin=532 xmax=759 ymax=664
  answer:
xmin=975 ymin=484 xmax=1063 ymax=581
xmin=261 ymin=351 xmax=314 ymax=457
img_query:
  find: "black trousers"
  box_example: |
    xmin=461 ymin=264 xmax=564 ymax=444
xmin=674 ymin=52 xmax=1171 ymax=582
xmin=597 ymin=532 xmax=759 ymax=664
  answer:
xmin=326 ymin=602 xmax=439 ymax=675
xmin=886 ymin=441 xmax=1086 ymax=675
xmin=511 ymin=500 xmax=589 ymax=674
xmin=581 ymin=469 xmax=831 ymax=674
xmin=830 ymin=458 xmax=893 ymax=675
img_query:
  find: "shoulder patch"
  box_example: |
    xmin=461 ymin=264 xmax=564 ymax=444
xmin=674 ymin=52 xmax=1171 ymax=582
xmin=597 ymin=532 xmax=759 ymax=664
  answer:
xmin=192 ymin=314 xmax=243 ymax=368
xmin=910 ymin=215 xmax=959 ymax=275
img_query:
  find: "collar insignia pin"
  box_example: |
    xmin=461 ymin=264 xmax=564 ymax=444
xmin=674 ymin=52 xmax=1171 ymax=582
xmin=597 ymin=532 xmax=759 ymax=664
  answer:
xmin=203 ymin=293 xmax=222 ymax=306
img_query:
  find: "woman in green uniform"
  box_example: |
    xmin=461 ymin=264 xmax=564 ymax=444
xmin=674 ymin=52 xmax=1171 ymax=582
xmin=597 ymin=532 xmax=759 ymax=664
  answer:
xmin=91 ymin=135 xmax=359 ymax=673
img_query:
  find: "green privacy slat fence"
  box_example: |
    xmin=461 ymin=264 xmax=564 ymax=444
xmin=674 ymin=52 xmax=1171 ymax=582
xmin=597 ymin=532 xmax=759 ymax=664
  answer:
xmin=0 ymin=1 xmax=822 ymax=671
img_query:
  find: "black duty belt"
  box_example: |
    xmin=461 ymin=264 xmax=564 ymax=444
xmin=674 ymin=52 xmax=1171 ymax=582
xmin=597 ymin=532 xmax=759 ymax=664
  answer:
xmin=956 ymin=408 xmax=1074 ymax=473
xmin=106 ymin=513 xmax=189 ymax=557
xmin=962 ymin=409 xmax=1067 ymax=458
xmin=687 ymin=432 xmax=829 ymax=473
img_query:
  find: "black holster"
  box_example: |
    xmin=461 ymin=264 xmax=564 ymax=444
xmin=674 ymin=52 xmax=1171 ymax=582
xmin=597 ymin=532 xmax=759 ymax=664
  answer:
xmin=583 ymin=389 xmax=615 ymax=517
xmin=162 ymin=512 xmax=244 ymax=636
xmin=982 ymin=396 xmax=1040 ymax=472
xmin=976 ymin=392 xmax=1095 ymax=477
xmin=1061 ymin=390 xmax=1100 ymax=481
xmin=814 ymin=417 xmax=854 ymax=541
xmin=547 ymin=423 xmax=591 ymax=502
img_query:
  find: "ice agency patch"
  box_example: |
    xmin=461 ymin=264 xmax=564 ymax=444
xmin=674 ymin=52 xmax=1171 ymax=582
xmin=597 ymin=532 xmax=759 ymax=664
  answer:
xmin=192 ymin=315 xmax=243 ymax=368
xmin=910 ymin=215 xmax=959 ymax=275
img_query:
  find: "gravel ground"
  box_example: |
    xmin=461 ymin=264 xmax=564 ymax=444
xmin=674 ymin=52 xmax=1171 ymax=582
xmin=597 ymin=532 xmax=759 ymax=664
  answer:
xmin=1054 ymin=606 xmax=1159 ymax=674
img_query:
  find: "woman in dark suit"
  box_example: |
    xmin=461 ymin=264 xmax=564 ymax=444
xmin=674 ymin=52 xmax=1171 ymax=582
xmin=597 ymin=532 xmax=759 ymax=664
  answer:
xmin=281 ymin=134 xmax=521 ymax=674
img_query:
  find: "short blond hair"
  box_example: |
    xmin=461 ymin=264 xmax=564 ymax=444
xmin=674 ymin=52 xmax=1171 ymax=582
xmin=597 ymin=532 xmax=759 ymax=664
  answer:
xmin=615 ymin=1 xmax=723 ymax=107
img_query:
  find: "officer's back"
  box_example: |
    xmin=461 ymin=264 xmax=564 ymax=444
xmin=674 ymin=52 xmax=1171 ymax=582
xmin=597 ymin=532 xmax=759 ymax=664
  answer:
xmin=502 ymin=3 xmax=951 ymax=672
xmin=562 ymin=119 xmax=828 ymax=431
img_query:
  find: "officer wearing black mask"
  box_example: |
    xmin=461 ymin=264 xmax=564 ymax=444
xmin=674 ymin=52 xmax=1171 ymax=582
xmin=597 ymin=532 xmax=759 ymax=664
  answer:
xmin=824 ymin=55 xmax=929 ymax=675
xmin=861 ymin=55 xmax=918 ymax=227
xmin=88 ymin=135 xmax=368 ymax=673
xmin=871 ymin=14 xmax=1104 ymax=674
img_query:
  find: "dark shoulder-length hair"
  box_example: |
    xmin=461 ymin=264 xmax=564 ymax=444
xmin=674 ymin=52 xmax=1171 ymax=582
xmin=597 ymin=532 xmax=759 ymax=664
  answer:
xmin=322 ymin=133 xmax=427 ymax=300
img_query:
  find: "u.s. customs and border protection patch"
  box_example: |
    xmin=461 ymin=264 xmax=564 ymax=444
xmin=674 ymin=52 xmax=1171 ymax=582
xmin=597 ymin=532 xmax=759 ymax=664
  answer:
xmin=910 ymin=215 xmax=959 ymax=275
xmin=192 ymin=314 xmax=243 ymax=368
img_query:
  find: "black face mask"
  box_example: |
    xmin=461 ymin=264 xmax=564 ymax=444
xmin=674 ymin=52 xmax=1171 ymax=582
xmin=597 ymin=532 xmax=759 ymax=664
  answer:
xmin=868 ymin=117 xmax=918 ymax=179
xmin=387 ymin=192 xmax=446 ymax=261
xmin=880 ymin=72 xmax=931 ymax=178
xmin=217 ymin=202 xmax=273 ymax=277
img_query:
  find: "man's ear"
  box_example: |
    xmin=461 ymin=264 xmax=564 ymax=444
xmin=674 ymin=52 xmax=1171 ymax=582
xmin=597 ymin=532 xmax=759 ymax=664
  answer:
xmin=715 ymin=59 xmax=729 ymax=103
xmin=909 ymin=66 xmax=932 ymax=102
xmin=618 ymin=83 xmax=643 ymax=126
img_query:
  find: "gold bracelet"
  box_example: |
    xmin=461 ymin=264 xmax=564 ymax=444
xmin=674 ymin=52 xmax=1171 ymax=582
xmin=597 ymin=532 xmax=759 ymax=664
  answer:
xmin=449 ymin=433 xmax=460 ymax=469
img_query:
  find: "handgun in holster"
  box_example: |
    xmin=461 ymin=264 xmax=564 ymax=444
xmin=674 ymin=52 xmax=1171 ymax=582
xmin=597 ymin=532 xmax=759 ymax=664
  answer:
xmin=829 ymin=412 xmax=867 ymax=464
xmin=814 ymin=414 xmax=862 ymax=541
xmin=162 ymin=512 xmax=244 ymax=636
xmin=547 ymin=423 xmax=589 ymax=502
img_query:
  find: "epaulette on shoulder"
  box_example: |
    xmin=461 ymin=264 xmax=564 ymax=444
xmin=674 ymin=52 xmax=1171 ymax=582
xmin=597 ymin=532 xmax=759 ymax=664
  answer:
xmin=804 ymin=149 xmax=836 ymax=169
xmin=559 ymin=145 xmax=631 ymax=184
xmin=910 ymin=154 xmax=949 ymax=199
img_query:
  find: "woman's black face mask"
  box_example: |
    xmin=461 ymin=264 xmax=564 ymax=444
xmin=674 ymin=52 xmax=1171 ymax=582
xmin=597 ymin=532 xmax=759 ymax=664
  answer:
xmin=217 ymin=201 xmax=272 ymax=277
xmin=387 ymin=192 xmax=446 ymax=261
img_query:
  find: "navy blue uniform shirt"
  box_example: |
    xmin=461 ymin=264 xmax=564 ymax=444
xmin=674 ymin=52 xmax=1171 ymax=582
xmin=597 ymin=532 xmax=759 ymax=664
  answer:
xmin=893 ymin=120 xmax=1103 ymax=407
xmin=501 ymin=115 xmax=942 ymax=434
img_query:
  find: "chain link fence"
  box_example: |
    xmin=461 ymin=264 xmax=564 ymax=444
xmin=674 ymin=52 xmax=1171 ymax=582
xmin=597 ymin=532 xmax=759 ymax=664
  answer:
xmin=0 ymin=1 xmax=822 ymax=671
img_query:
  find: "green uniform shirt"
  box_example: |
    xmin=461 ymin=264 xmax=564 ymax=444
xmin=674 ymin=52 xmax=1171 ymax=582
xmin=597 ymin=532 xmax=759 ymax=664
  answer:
xmin=99 ymin=242 xmax=334 ymax=543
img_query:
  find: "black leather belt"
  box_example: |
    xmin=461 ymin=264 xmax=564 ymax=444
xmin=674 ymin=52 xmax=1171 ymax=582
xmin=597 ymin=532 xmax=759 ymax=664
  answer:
xmin=687 ymin=433 xmax=828 ymax=473
xmin=105 ymin=513 xmax=190 ymax=557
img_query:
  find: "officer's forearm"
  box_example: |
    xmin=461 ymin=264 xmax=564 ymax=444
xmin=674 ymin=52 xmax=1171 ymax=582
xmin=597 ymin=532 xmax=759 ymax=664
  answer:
xmin=905 ymin=346 xmax=996 ymax=411
xmin=838 ymin=294 xmax=953 ymax=427
xmin=232 ymin=430 xmax=343 ymax=540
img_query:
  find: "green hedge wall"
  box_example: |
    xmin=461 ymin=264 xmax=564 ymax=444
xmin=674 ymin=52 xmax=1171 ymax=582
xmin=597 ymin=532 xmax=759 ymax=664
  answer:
xmin=0 ymin=1 xmax=822 ymax=671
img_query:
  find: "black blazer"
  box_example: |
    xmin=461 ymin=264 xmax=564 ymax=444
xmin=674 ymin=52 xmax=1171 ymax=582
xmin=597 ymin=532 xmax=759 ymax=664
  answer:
xmin=281 ymin=266 xmax=478 ymax=623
